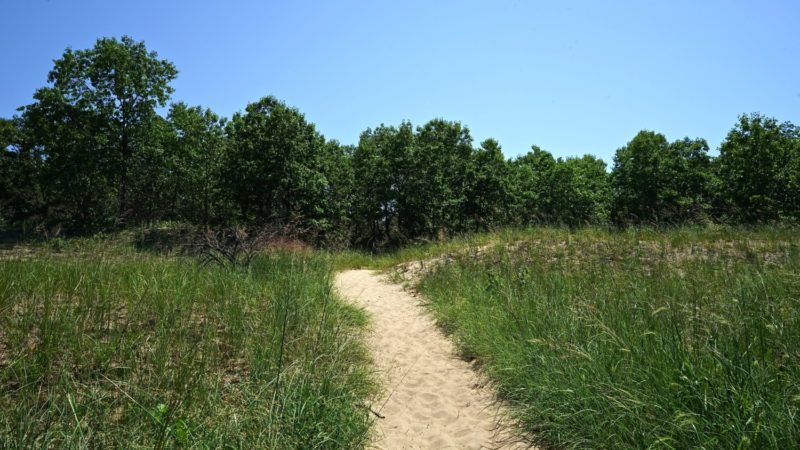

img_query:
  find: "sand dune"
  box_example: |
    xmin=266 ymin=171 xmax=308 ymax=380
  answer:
xmin=335 ymin=270 xmax=531 ymax=449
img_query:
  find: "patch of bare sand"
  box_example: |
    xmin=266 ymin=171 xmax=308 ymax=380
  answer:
xmin=335 ymin=270 xmax=531 ymax=450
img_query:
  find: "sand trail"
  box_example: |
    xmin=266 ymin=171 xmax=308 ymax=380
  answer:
xmin=335 ymin=270 xmax=530 ymax=450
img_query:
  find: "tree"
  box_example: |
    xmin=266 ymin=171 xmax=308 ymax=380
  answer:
xmin=164 ymin=103 xmax=228 ymax=224
xmin=509 ymin=147 xmax=610 ymax=227
xmin=554 ymin=155 xmax=611 ymax=226
xmin=786 ymin=137 xmax=800 ymax=221
xmin=21 ymin=88 xmax=116 ymax=229
xmin=0 ymin=117 xmax=44 ymax=228
xmin=405 ymin=119 xmax=474 ymax=238
xmin=509 ymin=146 xmax=558 ymax=224
xmin=668 ymin=137 xmax=713 ymax=221
xmin=316 ymin=140 xmax=355 ymax=247
xmin=715 ymin=113 xmax=799 ymax=223
xmin=224 ymin=96 xmax=349 ymax=243
xmin=463 ymin=138 xmax=512 ymax=231
xmin=611 ymin=131 xmax=712 ymax=225
xmin=351 ymin=123 xmax=415 ymax=247
xmin=28 ymin=36 xmax=177 ymax=225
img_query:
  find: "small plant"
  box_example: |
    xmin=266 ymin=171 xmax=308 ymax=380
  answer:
xmin=47 ymin=236 xmax=68 ymax=252
xmin=174 ymin=419 xmax=191 ymax=446
xmin=150 ymin=403 xmax=191 ymax=446
xmin=186 ymin=223 xmax=304 ymax=269
xmin=150 ymin=402 xmax=169 ymax=428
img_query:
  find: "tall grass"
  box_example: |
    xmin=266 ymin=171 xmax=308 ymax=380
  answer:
xmin=418 ymin=229 xmax=800 ymax=449
xmin=0 ymin=249 xmax=372 ymax=448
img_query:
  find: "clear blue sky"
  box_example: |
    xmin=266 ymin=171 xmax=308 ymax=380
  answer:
xmin=2 ymin=0 xmax=798 ymax=163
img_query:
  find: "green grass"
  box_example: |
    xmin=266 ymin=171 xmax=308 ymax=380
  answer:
xmin=328 ymin=225 xmax=800 ymax=271
xmin=417 ymin=228 xmax=800 ymax=449
xmin=4 ymin=225 xmax=799 ymax=449
xmin=0 ymin=247 xmax=373 ymax=448
xmin=326 ymin=232 xmax=498 ymax=271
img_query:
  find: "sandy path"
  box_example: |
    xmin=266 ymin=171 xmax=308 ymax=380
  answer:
xmin=335 ymin=270 xmax=530 ymax=450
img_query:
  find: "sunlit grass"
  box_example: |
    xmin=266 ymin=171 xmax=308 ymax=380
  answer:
xmin=0 ymin=247 xmax=373 ymax=448
xmin=327 ymin=225 xmax=800 ymax=271
xmin=4 ymin=225 xmax=798 ymax=448
xmin=418 ymin=228 xmax=800 ymax=449
xmin=326 ymin=232 xmax=497 ymax=271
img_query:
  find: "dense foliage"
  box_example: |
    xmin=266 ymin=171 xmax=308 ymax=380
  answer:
xmin=2 ymin=37 xmax=799 ymax=245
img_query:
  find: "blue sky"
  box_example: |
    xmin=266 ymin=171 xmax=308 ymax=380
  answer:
xmin=1 ymin=0 xmax=798 ymax=163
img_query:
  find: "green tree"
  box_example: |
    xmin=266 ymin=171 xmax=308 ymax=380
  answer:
xmin=317 ymin=140 xmax=355 ymax=247
xmin=164 ymin=103 xmax=228 ymax=224
xmin=225 ymin=96 xmax=349 ymax=243
xmin=463 ymin=138 xmax=512 ymax=231
xmin=0 ymin=117 xmax=44 ymax=228
xmin=351 ymin=123 xmax=415 ymax=247
xmin=22 ymin=88 xmax=116 ymax=229
xmin=611 ymin=131 xmax=711 ymax=225
xmin=509 ymin=147 xmax=610 ymax=227
xmin=715 ymin=113 xmax=799 ymax=223
xmin=405 ymin=119 xmax=474 ymax=238
xmin=126 ymin=115 xmax=174 ymax=223
xmin=509 ymin=146 xmax=558 ymax=224
xmin=554 ymin=155 xmax=611 ymax=226
xmin=22 ymin=36 xmax=177 ymax=227
xmin=668 ymin=137 xmax=714 ymax=221
xmin=786 ymin=136 xmax=800 ymax=220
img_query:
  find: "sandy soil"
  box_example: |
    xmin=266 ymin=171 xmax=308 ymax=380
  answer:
xmin=335 ymin=270 xmax=531 ymax=449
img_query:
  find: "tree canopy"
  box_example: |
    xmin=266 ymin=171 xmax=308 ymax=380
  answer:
xmin=15 ymin=36 xmax=177 ymax=229
xmin=2 ymin=36 xmax=799 ymax=246
xmin=611 ymin=131 xmax=712 ymax=225
xmin=715 ymin=113 xmax=799 ymax=223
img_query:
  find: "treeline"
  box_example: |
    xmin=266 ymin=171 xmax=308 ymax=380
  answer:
xmin=1 ymin=36 xmax=799 ymax=248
